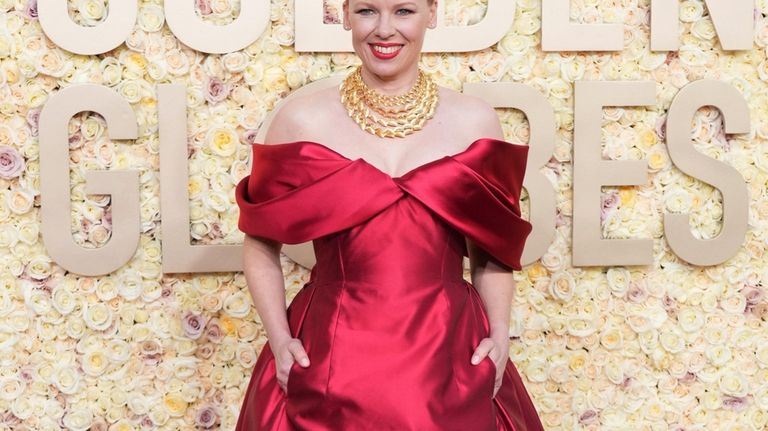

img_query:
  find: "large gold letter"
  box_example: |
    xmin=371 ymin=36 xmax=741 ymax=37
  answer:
xmin=651 ymin=0 xmax=753 ymax=51
xmin=573 ymin=81 xmax=656 ymax=266
xmin=158 ymin=84 xmax=242 ymax=273
xmin=664 ymin=80 xmax=750 ymax=265
xmin=37 ymin=0 xmax=137 ymax=55
xmin=39 ymin=84 xmax=140 ymax=276
xmin=164 ymin=0 xmax=270 ymax=54
xmin=542 ymin=0 xmax=623 ymax=51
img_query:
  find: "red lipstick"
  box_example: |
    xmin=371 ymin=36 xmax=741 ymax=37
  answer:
xmin=369 ymin=43 xmax=403 ymax=60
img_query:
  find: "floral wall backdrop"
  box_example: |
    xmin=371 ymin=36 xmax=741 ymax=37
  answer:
xmin=1 ymin=0 xmax=768 ymax=429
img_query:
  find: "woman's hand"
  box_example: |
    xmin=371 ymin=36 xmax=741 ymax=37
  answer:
xmin=272 ymin=337 xmax=310 ymax=395
xmin=472 ymin=336 xmax=509 ymax=398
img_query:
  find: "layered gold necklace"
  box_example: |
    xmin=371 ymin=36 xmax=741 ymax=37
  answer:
xmin=340 ymin=65 xmax=439 ymax=138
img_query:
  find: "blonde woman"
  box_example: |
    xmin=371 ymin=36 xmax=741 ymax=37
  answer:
xmin=235 ymin=0 xmax=544 ymax=429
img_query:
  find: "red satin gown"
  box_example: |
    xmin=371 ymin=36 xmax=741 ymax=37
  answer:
xmin=234 ymin=138 xmax=544 ymax=431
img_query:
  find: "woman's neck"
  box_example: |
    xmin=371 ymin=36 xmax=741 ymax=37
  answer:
xmin=359 ymin=66 xmax=420 ymax=96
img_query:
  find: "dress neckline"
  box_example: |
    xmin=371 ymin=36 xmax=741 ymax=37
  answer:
xmin=255 ymin=137 xmax=522 ymax=180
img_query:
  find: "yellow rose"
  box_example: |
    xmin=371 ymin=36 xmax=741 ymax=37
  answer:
xmin=206 ymin=127 xmax=238 ymax=157
xmin=163 ymin=393 xmax=188 ymax=417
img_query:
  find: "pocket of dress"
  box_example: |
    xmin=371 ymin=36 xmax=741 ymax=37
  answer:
xmin=286 ymin=359 xmax=300 ymax=397
xmin=482 ymin=355 xmax=496 ymax=398
xmin=287 ymin=281 xmax=317 ymax=339
xmin=284 ymin=281 xmax=316 ymax=398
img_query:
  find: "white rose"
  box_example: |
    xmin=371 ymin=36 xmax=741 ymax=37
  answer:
xmin=222 ymin=52 xmax=248 ymax=73
xmin=706 ymin=344 xmax=732 ymax=366
xmin=51 ymin=287 xmax=76 ymax=315
xmin=548 ymin=271 xmax=575 ymax=302
xmin=7 ymin=189 xmax=34 ymax=214
xmin=720 ymin=291 xmax=746 ymax=314
xmin=679 ymin=1 xmax=704 ymax=22
xmin=78 ymin=0 xmax=106 ymax=23
xmin=286 ymin=67 xmax=307 ymax=89
xmin=80 ymin=116 xmax=104 ymax=141
xmin=117 ymin=270 xmax=143 ymax=301
xmin=566 ymin=317 xmax=596 ymax=337
xmin=659 ymin=329 xmax=685 ymax=353
xmin=117 ymin=79 xmax=142 ymax=104
xmin=677 ymin=307 xmax=704 ymax=332
xmin=11 ymin=393 xmax=34 ymax=420
xmin=222 ymin=290 xmax=251 ymax=318
xmin=147 ymin=60 xmax=167 ymax=81
xmin=26 ymin=255 xmax=51 ymax=280
xmin=62 ymin=406 xmax=92 ymax=431
xmin=138 ymin=5 xmax=165 ymax=32
xmin=36 ymin=51 xmax=70 ymax=78
xmin=273 ymin=24 xmax=294 ymax=46
xmin=81 ymin=350 xmax=109 ymax=377
xmin=83 ymin=303 xmax=113 ymax=331
xmin=52 ymin=364 xmax=80 ymax=395
xmin=606 ymin=267 xmax=630 ymax=296
xmin=0 ymin=224 xmax=17 ymax=248
xmin=524 ymin=359 xmax=547 ymax=383
xmin=66 ymin=317 xmax=86 ymax=339
xmin=0 ymin=376 xmax=24 ymax=401
xmin=561 ymin=60 xmax=585 ymax=82
xmin=105 ymin=339 xmax=131 ymax=363
xmin=513 ymin=12 xmax=539 ymax=36
xmin=719 ymin=371 xmax=749 ymax=398
xmin=166 ymin=49 xmax=190 ymax=76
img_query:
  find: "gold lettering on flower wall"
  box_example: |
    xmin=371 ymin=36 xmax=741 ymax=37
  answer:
xmin=39 ymin=78 xmax=751 ymax=275
xmin=34 ymin=2 xmax=756 ymax=274
xmin=36 ymin=0 xmax=754 ymax=54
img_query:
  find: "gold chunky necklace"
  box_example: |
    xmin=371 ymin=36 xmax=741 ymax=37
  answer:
xmin=340 ymin=65 xmax=439 ymax=138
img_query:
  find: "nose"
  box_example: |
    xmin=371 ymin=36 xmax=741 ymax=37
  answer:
xmin=375 ymin=13 xmax=396 ymax=38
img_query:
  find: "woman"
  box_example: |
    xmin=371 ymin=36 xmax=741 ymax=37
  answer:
xmin=234 ymin=0 xmax=544 ymax=429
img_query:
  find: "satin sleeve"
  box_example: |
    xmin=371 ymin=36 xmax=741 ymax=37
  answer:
xmin=234 ymin=143 xmax=403 ymax=244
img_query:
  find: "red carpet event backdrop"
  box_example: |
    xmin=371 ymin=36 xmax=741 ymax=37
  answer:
xmin=1 ymin=0 xmax=768 ymax=429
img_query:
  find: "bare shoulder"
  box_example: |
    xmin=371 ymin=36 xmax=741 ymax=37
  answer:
xmin=437 ymin=86 xmax=505 ymax=140
xmin=264 ymin=89 xmax=332 ymax=145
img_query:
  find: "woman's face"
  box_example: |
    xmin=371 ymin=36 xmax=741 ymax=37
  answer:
xmin=343 ymin=0 xmax=437 ymax=80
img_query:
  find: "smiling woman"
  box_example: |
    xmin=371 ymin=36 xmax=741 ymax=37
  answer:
xmin=233 ymin=0 xmax=545 ymax=430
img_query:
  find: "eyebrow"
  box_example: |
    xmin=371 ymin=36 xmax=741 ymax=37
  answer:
xmin=354 ymin=1 xmax=419 ymax=8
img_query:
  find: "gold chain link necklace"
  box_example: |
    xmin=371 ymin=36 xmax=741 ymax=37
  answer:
xmin=340 ymin=65 xmax=439 ymax=138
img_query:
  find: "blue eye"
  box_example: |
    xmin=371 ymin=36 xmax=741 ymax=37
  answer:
xmin=396 ymin=9 xmax=414 ymax=15
xmin=357 ymin=8 xmax=374 ymax=15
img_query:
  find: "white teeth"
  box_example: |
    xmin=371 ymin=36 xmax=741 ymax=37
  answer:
xmin=373 ymin=45 xmax=401 ymax=54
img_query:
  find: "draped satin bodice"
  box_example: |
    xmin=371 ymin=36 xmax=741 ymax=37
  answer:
xmin=310 ymin=197 xmax=467 ymax=287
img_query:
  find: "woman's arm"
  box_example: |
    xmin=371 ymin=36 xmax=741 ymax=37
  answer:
xmin=242 ymin=234 xmax=293 ymax=351
xmin=466 ymin=238 xmax=515 ymax=342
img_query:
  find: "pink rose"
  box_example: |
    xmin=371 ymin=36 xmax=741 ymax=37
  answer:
xmin=204 ymin=76 xmax=231 ymax=105
xmin=242 ymin=129 xmax=259 ymax=145
xmin=195 ymin=405 xmax=221 ymax=429
xmin=578 ymin=409 xmax=598 ymax=425
xmin=600 ymin=189 xmax=620 ymax=224
xmin=182 ymin=311 xmax=206 ymax=339
xmin=0 ymin=146 xmax=25 ymax=179
xmin=24 ymin=0 xmax=38 ymax=20
xmin=26 ymin=109 xmax=40 ymax=136
xmin=722 ymin=396 xmax=748 ymax=412
xmin=196 ymin=0 xmax=212 ymax=16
